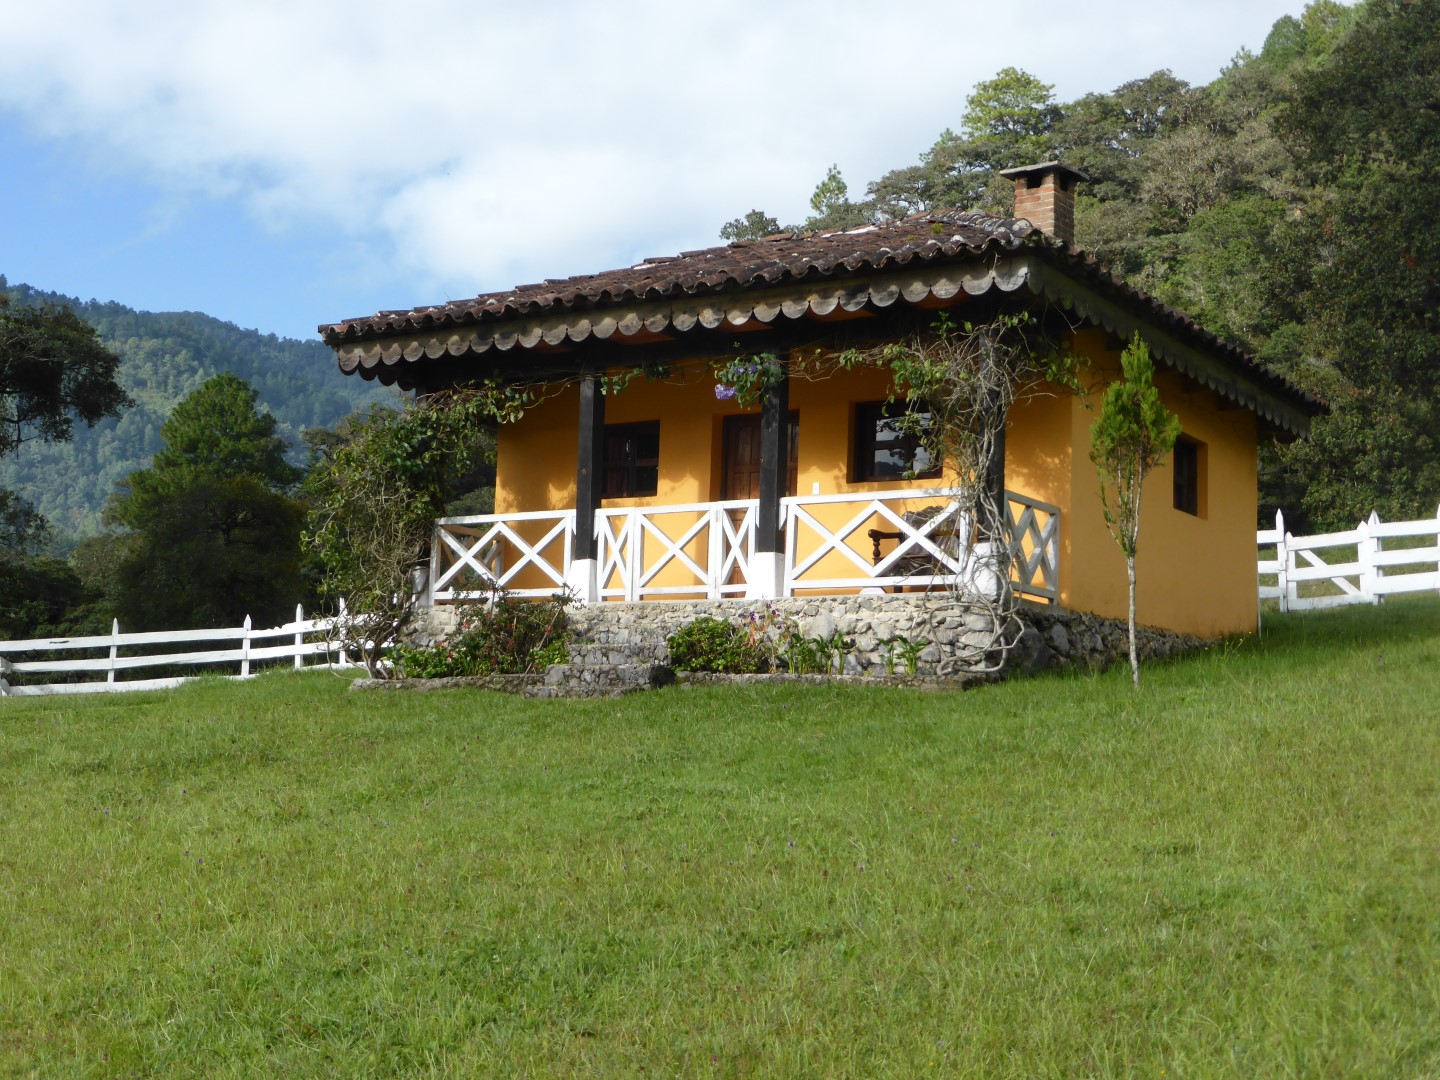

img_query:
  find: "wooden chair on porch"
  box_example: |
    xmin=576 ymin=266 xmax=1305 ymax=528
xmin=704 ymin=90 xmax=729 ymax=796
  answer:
xmin=866 ymin=505 xmax=960 ymax=592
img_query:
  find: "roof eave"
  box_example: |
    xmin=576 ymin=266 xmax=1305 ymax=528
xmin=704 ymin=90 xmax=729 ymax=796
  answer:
xmin=328 ymin=244 xmax=1319 ymax=436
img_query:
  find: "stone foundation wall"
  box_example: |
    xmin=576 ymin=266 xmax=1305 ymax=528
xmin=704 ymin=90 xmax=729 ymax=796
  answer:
xmin=1009 ymin=603 xmax=1212 ymax=675
xmin=566 ymin=595 xmax=1007 ymax=678
xmin=407 ymin=594 xmax=1213 ymax=692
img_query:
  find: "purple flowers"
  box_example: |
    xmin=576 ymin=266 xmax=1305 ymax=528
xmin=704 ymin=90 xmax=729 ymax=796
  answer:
xmin=714 ymin=384 xmax=737 ymax=401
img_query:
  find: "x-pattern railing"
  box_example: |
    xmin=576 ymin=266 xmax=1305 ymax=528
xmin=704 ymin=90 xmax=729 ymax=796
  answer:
xmin=784 ymin=492 xmax=969 ymax=592
xmin=710 ymin=503 xmax=757 ymax=598
xmin=431 ymin=489 xmax=1059 ymax=604
xmin=595 ymin=511 xmax=636 ymax=600
xmin=1007 ymin=496 xmax=1060 ymax=601
xmin=597 ymin=501 xmax=757 ymax=600
xmin=432 ymin=510 xmax=573 ymax=600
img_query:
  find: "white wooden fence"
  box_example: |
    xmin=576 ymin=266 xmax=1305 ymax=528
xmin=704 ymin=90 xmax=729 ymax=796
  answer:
xmin=0 ymin=606 xmax=354 ymax=697
xmin=1258 ymin=508 xmax=1440 ymax=612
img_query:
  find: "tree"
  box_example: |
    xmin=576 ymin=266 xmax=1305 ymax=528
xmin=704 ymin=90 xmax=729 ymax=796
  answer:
xmin=0 ymin=489 xmax=49 ymax=555
xmin=1090 ymin=335 xmax=1182 ymax=688
xmin=1270 ymin=0 xmax=1440 ymax=528
xmin=802 ymin=164 xmax=874 ymax=231
xmin=868 ymin=67 xmax=1060 ymax=221
xmin=960 ymin=67 xmax=1061 ymax=171
xmin=122 ymin=371 xmax=300 ymax=501
xmin=1056 ymin=71 xmax=1198 ymax=274
xmin=114 ymin=475 xmax=305 ymax=631
xmin=868 ymin=129 xmax=993 ymax=218
xmin=0 ymin=553 xmax=90 ymax=640
xmin=1055 ymin=71 xmax=1195 ymax=202
xmin=1258 ymin=1 xmax=1359 ymax=73
xmin=0 ymin=297 xmax=130 ymax=637
xmin=305 ymin=391 xmax=502 ymax=677
xmin=1 ymin=295 xmax=131 ymax=459
xmin=809 ymin=164 xmax=849 ymax=217
xmin=719 ymin=209 xmax=783 ymax=242
xmin=0 ymin=490 xmax=101 ymax=639
xmin=109 ymin=374 xmax=305 ymax=630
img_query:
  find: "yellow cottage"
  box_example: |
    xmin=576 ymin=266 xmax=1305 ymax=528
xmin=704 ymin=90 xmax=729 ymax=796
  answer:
xmin=320 ymin=164 xmax=1319 ymax=639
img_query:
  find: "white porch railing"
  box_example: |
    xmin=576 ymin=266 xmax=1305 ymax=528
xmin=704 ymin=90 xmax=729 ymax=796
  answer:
xmin=0 ymin=606 xmax=355 ymax=697
xmin=1007 ymin=495 xmax=1061 ymax=602
xmin=430 ymin=489 xmax=1060 ymax=605
xmin=783 ymin=490 xmax=972 ymax=594
xmin=1258 ymin=507 xmax=1440 ymax=612
xmin=596 ymin=499 xmax=759 ymax=600
xmin=431 ymin=509 xmax=575 ymax=600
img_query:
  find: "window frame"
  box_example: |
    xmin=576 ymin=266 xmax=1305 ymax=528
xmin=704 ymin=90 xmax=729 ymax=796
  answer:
xmin=851 ymin=400 xmax=942 ymax=483
xmin=601 ymin=421 xmax=660 ymax=499
xmin=1172 ymin=435 xmax=1203 ymax=517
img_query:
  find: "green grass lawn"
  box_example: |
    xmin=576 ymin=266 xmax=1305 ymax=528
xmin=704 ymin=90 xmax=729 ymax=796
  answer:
xmin=3 ymin=600 xmax=1439 ymax=1077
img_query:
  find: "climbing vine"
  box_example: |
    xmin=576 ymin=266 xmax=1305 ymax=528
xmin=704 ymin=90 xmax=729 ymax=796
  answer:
xmin=829 ymin=310 xmax=1079 ymax=673
xmin=711 ymin=353 xmax=786 ymax=407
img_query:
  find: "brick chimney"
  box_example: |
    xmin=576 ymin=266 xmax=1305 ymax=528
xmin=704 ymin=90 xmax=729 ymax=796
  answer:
xmin=998 ymin=162 xmax=1088 ymax=247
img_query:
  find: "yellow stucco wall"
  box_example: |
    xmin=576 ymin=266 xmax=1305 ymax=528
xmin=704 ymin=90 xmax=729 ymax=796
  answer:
xmin=495 ymin=360 xmax=932 ymax=510
xmin=491 ymin=330 xmax=1260 ymax=635
xmin=1054 ymin=331 xmax=1258 ymax=637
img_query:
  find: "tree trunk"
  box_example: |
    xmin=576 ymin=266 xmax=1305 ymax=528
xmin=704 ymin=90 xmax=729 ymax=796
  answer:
xmin=1127 ymin=554 xmax=1139 ymax=688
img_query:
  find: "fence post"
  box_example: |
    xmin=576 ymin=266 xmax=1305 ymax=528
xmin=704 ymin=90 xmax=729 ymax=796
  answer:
xmin=241 ymin=615 xmax=252 ymax=678
xmin=336 ymin=598 xmax=349 ymax=668
xmin=626 ymin=510 xmax=641 ymax=602
xmin=1271 ymin=510 xmax=1288 ymax=616
xmin=293 ymin=603 xmax=305 ymax=671
xmin=427 ymin=528 xmax=441 ymax=609
xmin=1281 ymin=519 xmax=1298 ymax=617
xmin=0 ymin=655 xmax=11 ymax=697
xmin=1359 ymin=513 xmax=1380 ymax=605
xmin=107 ymin=619 xmax=120 ymax=685
xmin=1371 ymin=510 xmax=1385 ymax=601
xmin=707 ymin=505 xmax=723 ymax=601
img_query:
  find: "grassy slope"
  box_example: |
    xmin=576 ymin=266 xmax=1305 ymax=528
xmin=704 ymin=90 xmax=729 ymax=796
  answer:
xmin=2 ymin=600 xmax=1437 ymax=1077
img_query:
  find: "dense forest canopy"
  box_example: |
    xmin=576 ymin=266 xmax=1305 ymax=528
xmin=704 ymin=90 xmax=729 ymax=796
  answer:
xmin=723 ymin=0 xmax=1436 ymax=532
xmin=0 ymin=278 xmax=388 ymax=540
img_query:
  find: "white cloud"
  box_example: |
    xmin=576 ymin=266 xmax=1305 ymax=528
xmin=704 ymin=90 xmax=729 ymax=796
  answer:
xmin=0 ymin=0 xmax=1315 ymax=312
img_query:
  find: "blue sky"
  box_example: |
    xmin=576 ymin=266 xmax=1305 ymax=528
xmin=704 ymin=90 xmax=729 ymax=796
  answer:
xmin=0 ymin=1 xmax=1323 ymax=343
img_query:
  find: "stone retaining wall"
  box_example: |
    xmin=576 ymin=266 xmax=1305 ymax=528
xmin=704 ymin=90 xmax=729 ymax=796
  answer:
xmin=566 ymin=595 xmax=1007 ymax=678
xmin=565 ymin=595 xmax=1212 ymax=678
xmin=1009 ymin=603 xmax=1212 ymax=674
xmin=403 ymin=594 xmax=1213 ymax=696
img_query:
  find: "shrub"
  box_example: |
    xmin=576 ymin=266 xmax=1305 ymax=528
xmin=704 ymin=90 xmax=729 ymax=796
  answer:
xmin=394 ymin=592 xmax=571 ymax=678
xmin=666 ymin=617 xmax=770 ymax=673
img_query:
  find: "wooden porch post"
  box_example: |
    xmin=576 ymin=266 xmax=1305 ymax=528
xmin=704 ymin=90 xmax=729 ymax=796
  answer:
xmin=983 ymin=415 xmax=1007 ymax=542
xmin=568 ymin=373 xmax=604 ymax=602
xmin=748 ymin=357 xmax=790 ymax=599
xmin=973 ymin=355 xmax=1009 ymax=602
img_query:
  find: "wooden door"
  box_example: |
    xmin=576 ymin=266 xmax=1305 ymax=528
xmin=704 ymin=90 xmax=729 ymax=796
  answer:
xmin=723 ymin=413 xmax=798 ymax=500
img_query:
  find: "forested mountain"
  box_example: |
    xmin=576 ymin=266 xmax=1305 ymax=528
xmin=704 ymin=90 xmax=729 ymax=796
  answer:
xmin=0 ymin=278 xmax=389 ymax=541
xmin=725 ymin=0 xmax=1438 ymax=532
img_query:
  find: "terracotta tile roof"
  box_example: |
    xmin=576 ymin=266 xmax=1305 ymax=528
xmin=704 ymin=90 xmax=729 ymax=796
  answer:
xmin=320 ymin=210 xmax=1039 ymax=340
xmin=319 ymin=207 xmax=1323 ymax=431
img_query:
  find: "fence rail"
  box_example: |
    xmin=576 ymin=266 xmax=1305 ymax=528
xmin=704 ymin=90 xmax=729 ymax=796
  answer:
xmin=0 ymin=606 xmax=354 ymax=697
xmin=1258 ymin=508 xmax=1440 ymax=612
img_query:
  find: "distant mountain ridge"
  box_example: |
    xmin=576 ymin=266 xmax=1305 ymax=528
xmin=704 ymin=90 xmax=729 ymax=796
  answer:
xmin=1 ymin=277 xmax=391 ymax=541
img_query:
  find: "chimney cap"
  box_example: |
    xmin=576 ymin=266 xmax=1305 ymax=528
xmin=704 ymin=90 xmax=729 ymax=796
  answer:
xmin=998 ymin=161 xmax=1090 ymax=186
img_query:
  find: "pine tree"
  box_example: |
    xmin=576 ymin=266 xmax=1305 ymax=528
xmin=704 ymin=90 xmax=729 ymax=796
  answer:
xmin=110 ymin=375 xmax=304 ymax=630
xmin=1090 ymin=335 xmax=1182 ymax=688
